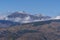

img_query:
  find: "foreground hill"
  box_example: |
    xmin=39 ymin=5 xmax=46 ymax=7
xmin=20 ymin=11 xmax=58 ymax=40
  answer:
xmin=0 ymin=20 xmax=20 ymax=27
xmin=0 ymin=19 xmax=60 ymax=40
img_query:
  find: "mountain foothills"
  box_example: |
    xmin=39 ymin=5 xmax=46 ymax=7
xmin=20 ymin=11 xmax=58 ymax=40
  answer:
xmin=0 ymin=11 xmax=60 ymax=40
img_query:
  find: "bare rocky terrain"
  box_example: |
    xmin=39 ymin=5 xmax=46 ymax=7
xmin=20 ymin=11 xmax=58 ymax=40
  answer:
xmin=0 ymin=19 xmax=60 ymax=40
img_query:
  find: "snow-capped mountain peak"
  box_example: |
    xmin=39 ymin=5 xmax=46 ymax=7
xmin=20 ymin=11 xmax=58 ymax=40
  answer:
xmin=0 ymin=11 xmax=52 ymax=23
xmin=5 ymin=11 xmax=51 ymax=23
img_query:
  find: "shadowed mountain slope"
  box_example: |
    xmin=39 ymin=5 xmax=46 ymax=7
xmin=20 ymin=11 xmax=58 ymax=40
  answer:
xmin=0 ymin=20 xmax=20 ymax=27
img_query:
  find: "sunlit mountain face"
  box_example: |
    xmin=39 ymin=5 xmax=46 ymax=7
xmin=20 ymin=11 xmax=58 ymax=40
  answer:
xmin=6 ymin=11 xmax=60 ymax=23
xmin=7 ymin=11 xmax=40 ymax=20
xmin=4 ymin=11 xmax=51 ymax=23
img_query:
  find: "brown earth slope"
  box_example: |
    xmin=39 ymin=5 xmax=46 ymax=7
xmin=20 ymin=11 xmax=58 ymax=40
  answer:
xmin=0 ymin=19 xmax=60 ymax=40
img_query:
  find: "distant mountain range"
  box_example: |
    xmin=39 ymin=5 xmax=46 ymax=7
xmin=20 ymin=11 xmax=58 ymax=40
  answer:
xmin=0 ymin=11 xmax=52 ymax=23
xmin=0 ymin=11 xmax=60 ymax=22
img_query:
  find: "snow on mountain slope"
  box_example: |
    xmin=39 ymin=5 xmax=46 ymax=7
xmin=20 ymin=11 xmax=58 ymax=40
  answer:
xmin=6 ymin=11 xmax=51 ymax=23
xmin=50 ymin=16 xmax=60 ymax=20
xmin=23 ymin=16 xmax=31 ymax=21
xmin=35 ymin=14 xmax=51 ymax=20
xmin=0 ymin=11 xmax=53 ymax=23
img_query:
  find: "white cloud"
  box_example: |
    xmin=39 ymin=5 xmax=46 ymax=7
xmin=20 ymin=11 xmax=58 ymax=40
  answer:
xmin=54 ymin=16 xmax=60 ymax=19
xmin=24 ymin=16 xmax=31 ymax=21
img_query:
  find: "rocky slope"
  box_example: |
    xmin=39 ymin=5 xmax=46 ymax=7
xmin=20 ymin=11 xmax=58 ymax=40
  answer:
xmin=0 ymin=19 xmax=60 ymax=40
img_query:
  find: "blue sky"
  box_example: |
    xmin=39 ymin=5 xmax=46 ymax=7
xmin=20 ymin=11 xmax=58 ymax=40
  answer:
xmin=0 ymin=0 xmax=60 ymax=16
